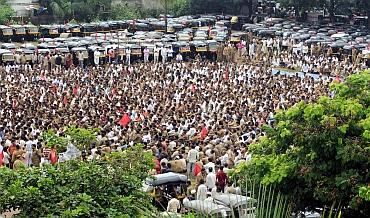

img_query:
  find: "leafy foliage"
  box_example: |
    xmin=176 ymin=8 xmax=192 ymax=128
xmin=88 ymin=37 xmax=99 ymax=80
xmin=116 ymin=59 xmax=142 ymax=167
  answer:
xmin=167 ymin=0 xmax=191 ymax=17
xmin=0 ymin=145 xmax=155 ymax=217
xmin=42 ymin=126 xmax=99 ymax=152
xmin=0 ymin=0 xmax=15 ymax=25
xmin=110 ymin=4 xmax=144 ymax=20
xmin=233 ymin=71 xmax=370 ymax=216
xmin=40 ymin=0 xmax=112 ymax=22
xmin=359 ymin=186 xmax=370 ymax=201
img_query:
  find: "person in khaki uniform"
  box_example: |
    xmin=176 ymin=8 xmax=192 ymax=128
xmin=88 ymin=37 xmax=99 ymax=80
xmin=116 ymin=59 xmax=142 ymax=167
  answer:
xmin=222 ymin=45 xmax=229 ymax=63
xmin=20 ymin=53 xmax=27 ymax=65
xmin=217 ymin=43 xmax=225 ymax=62
xmin=351 ymin=47 xmax=357 ymax=64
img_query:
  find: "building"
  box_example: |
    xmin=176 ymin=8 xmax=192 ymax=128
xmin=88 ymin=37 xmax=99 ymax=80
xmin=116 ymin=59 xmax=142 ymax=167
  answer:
xmin=112 ymin=0 xmax=163 ymax=9
xmin=6 ymin=0 xmax=39 ymax=17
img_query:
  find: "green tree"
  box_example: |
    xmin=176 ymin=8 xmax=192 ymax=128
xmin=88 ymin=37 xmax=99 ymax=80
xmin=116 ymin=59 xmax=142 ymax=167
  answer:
xmin=0 ymin=145 xmax=155 ymax=217
xmin=42 ymin=126 xmax=99 ymax=152
xmin=276 ymin=0 xmax=318 ymax=21
xmin=167 ymin=0 xmax=191 ymax=17
xmin=110 ymin=4 xmax=144 ymax=20
xmin=40 ymin=0 xmax=112 ymax=22
xmin=233 ymin=71 xmax=370 ymax=217
xmin=0 ymin=0 xmax=15 ymax=25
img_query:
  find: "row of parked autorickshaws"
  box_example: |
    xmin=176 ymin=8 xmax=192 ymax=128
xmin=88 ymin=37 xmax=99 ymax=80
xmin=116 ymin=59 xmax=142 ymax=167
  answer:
xmin=0 ymin=35 xmax=223 ymax=66
xmin=0 ymin=14 xmax=250 ymax=42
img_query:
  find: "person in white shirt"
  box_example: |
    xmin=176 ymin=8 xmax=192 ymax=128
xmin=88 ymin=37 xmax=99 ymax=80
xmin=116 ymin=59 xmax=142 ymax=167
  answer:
xmin=25 ymin=140 xmax=33 ymax=167
xmin=167 ymin=46 xmax=173 ymax=61
xmin=187 ymin=145 xmax=199 ymax=178
xmin=143 ymin=47 xmax=150 ymax=63
xmin=125 ymin=48 xmax=131 ymax=65
xmin=161 ymin=47 xmax=167 ymax=63
xmin=206 ymin=168 xmax=216 ymax=190
xmin=167 ymin=193 xmax=180 ymax=213
xmin=197 ymin=179 xmax=207 ymax=201
xmin=176 ymin=53 xmax=183 ymax=62
xmin=154 ymin=46 xmax=160 ymax=63
xmin=94 ymin=49 xmax=100 ymax=66
xmin=204 ymin=157 xmax=215 ymax=174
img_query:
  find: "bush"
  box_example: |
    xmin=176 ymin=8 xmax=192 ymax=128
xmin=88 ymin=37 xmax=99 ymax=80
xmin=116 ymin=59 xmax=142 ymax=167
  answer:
xmin=232 ymin=71 xmax=370 ymax=217
xmin=0 ymin=0 xmax=15 ymax=25
xmin=0 ymin=145 xmax=155 ymax=217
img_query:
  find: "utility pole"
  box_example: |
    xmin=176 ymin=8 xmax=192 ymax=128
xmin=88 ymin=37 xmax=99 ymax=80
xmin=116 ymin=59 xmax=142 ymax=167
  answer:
xmin=164 ymin=0 xmax=168 ymax=33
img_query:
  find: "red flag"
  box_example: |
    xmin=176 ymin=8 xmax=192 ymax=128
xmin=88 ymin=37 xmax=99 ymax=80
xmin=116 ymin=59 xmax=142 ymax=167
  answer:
xmin=0 ymin=151 xmax=4 ymax=166
xmin=111 ymin=88 xmax=117 ymax=96
xmin=191 ymin=84 xmax=196 ymax=93
xmin=63 ymin=96 xmax=68 ymax=106
xmin=42 ymin=37 xmax=45 ymax=43
xmin=51 ymin=84 xmax=57 ymax=93
xmin=194 ymin=163 xmax=201 ymax=176
xmin=95 ymin=32 xmax=98 ymax=41
xmin=224 ymin=70 xmax=229 ymax=81
xmin=73 ymin=86 xmax=79 ymax=96
xmin=12 ymin=99 xmax=17 ymax=109
xmin=335 ymin=74 xmax=341 ymax=83
xmin=50 ymin=149 xmax=58 ymax=165
xmin=200 ymin=125 xmax=208 ymax=140
xmin=118 ymin=113 xmax=131 ymax=127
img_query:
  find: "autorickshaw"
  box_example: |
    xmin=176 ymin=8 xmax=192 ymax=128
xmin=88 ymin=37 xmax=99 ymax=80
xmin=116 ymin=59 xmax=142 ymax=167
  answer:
xmin=108 ymin=21 xmax=120 ymax=33
xmin=230 ymin=32 xmax=246 ymax=43
xmin=207 ymin=40 xmax=218 ymax=61
xmin=0 ymin=25 xmax=14 ymax=42
xmin=67 ymin=24 xmax=82 ymax=37
xmin=216 ymin=20 xmax=231 ymax=29
xmin=97 ymin=22 xmax=111 ymax=33
xmin=116 ymin=21 xmax=129 ymax=32
xmin=71 ymin=47 xmax=88 ymax=66
xmin=55 ymin=47 xmax=70 ymax=55
xmin=81 ymin=23 xmax=97 ymax=36
xmin=183 ymin=200 xmax=232 ymax=217
xmin=151 ymin=22 xmax=166 ymax=32
xmin=1 ymin=43 xmax=16 ymax=50
xmin=88 ymin=45 xmax=106 ymax=65
xmin=40 ymin=25 xmax=60 ymax=38
xmin=231 ymin=15 xmax=250 ymax=31
xmin=143 ymin=173 xmax=188 ymax=210
xmin=37 ymin=48 xmax=51 ymax=56
xmin=20 ymin=43 xmax=36 ymax=51
xmin=25 ymin=24 xmax=39 ymax=41
xmin=214 ymin=194 xmax=256 ymax=217
xmin=0 ymin=49 xmax=14 ymax=65
xmin=190 ymin=40 xmax=207 ymax=60
xmin=15 ymin=49 xmax=34 ymax=62
xmin=130 ymin=44 xmax=143 ymax=62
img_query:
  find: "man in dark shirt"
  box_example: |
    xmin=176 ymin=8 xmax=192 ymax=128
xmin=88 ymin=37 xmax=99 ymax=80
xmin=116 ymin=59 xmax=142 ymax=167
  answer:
xmin=55 ymin=54 xmax=62 ymax=70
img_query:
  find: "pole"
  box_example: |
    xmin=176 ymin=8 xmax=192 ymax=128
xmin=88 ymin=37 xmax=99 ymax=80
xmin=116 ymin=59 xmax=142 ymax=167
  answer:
xmin=117 ymin=32 xmax=120 ymax=63
xmin=165 ymin=0 xmax=168 ymax=33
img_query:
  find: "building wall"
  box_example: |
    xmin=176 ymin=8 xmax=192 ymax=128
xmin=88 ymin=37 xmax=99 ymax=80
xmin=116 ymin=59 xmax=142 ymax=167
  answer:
xmin=6 ymin=0 xmax=37 ymax=17
xmin=141 ymin=0 xmax=163 ymax=10
xmin=112 ymin=0 xmax=163 ymax=9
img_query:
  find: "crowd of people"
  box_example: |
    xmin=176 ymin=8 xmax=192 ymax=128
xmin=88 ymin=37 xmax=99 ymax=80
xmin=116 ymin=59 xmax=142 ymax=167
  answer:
xmin=0 ymin=31 xmax=368 ymax=213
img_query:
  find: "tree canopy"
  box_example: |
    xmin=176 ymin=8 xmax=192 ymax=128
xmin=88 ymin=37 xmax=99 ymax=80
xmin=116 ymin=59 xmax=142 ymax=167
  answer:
xmin=232 ymin=71 xmax=370 ymax=217
xmin=0 ymin=0 xmax=15 ymax=25
xmin=276 ymin=0 xmax=370 ymax=26
xmin=0 ymin=145 xmax=155 ymax=217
